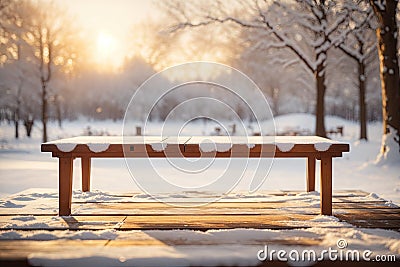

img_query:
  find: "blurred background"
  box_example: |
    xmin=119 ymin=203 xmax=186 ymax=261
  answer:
xmin=0 ymin=0 xmax=399 ymax=201
xmin=1 ymin=0 xmax=394 ymax=142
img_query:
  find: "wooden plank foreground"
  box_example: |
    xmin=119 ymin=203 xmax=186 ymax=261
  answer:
xmin=0 ymin=190 xmax=399 ymax=267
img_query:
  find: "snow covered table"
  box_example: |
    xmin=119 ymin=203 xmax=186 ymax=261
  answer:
xmin=41 ymin=136 xmax=349 ymax=216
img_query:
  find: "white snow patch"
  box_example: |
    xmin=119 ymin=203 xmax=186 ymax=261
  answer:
xmin=375 ymin=126 xmax=400 ymax=165
xmin=314 ymin=142 xmax=331 ymax=151
xmin=151 ymin=143 xmax=167 ymax=152
xmin=199 ymin=141 xmax=215 ymax=153
xmin=247 ymin=143 xmax=255 ymax=149
xmin=87 ymin=143 xmax=110 ymax=153
xmin=368 ymin=192 xmax=380 ymax=199
xmin=275 ymin=142 xmax=294 ymax=152
xmin=199 ymin=142 xmax=232 ymax=153
xmin=11 ymin=216 xmax=36 ymax=222
xmin=55 ymin=143 xmax=77 ymax=152
xmin=385 ymin=201 xmax=398 ymax=208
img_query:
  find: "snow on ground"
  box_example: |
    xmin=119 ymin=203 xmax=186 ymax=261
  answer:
xmin=0 ymin=189 xmax=399 ymax=266
xmin=0 ymin=113 xmax=399 ymax=266
xmin=0 ymin=113 xmax=399 ymax=203
xmin=0 ymin=188 xmax=397 ymax=216
xmin=8 ymin=226 xmax=400 ymax=266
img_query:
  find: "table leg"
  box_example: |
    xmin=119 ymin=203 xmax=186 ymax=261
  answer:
xmin=306 ymin=156 xmax=316 ymax=192
xmin=320 ymin=156 xmax=332 ymax=215
xmin=59 ymin=157 xmax=73 ymax=216
xmin=81 ymin=157 xmax=91 ymax=192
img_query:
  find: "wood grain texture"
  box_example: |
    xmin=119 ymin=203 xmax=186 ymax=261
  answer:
xmin=81 ymin=157 xmax=91 ymax=192
xmin=307 ymin=156 xmax=316 ymax=192
xmin=59 ymin=157 xmax=73 ymax=216
xmin=1 ymin=191 xmax=399 ymax=264
xmin=320 ymin=156 xmax=333 ymax=215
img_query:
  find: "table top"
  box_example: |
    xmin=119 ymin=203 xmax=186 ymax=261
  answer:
xmin=42 ymin=136 xmax=349 ymax=155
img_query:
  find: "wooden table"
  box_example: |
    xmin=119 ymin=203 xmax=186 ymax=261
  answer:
xmin=41 ymin=136 xmax=349 ymax=216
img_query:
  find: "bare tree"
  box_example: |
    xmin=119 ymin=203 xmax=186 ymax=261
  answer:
xmin=161 ymin=0 xmax=353 ymax=137
xmin=1 ymin=0 xmax=81 ymax=142
xmin=130 ymin=18 xmax=238 ymax=71
xmin=24 ymin=1 xmax=79 ymax=142
xmin=370 ymin=0 xmax=400 ymax=162
xmin=335 ymin=2 xmax=377 ymax=140
xmin=0 ymin=0 xmax=14 ymax=31
xmin=0 ymin=0 xmax=36 ymax=138
xmin=237 ymin=38 xmax=313 ymax=116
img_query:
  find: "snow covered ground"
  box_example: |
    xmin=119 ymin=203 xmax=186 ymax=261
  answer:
xmin=0 ymin=113 xmax=399 ymax=266
xmin=0 ymin=188 xmax=399 ymax=266
xmin=0 ymin=113 xmax=399 ymax=203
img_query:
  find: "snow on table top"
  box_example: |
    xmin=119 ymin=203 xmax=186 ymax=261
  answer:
xmin=44 ymin=136 xmax=345 ymax=145
xmin=44 ymin=136 xmax=165 ymax=145
xmin=43 ymin=136 xmax=347 ymax=153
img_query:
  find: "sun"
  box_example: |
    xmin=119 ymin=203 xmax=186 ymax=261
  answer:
xmin=97 ymin=32 xmax=114 ymax=51
xmin=95 ymin=32 xmax=119 ymax=70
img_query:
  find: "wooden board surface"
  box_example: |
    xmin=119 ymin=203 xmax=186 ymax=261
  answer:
xmin=1 ymin=190 xmax=399 ymax=266
xmin=43 ymin=136 xmax=345 ymax=145
xmin=0 ymin=191 xmax=398 ymax=231
xmin=41 ymin=135 xmax=350 ymax=157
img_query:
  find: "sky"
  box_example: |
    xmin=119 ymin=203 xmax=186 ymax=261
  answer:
xmin=52 ymin=0 xmax=158 ymax=69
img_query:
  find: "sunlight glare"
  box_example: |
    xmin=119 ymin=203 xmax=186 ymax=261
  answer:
xmin=95 ymin=32 xmax=119 ymax=70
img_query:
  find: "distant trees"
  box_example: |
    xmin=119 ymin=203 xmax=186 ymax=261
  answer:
xmin=0 ymin=0 xmax=37 ymax=139
xmin=236 ymin=39 xmax=314 ymax=116
xmin=129 ymin=17 xmax=237 ymax=70
xmin=370 ymin=0 xmax=400 ymax=162
xmin=0 ymin=0 xmax=395 ymax=151
xmin=335 ymin=2 xmax=377 ymax=140
xmin=162 ymin=0 xmax=363 ymax=137
xmin=0 ymin=0 xmax=81 ymax=142
xmin=61 ymin=56 xmax=158 ymax=121
xmin=27 ymin=2 xmax=79 ymax=142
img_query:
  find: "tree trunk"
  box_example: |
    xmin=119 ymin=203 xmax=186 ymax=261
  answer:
xmin=55 ymin=95 xmax=62 ymax=128
xmin=315 ymin=60 xmax=327 ymax=137
xmin=14 ymin=82 xmax=22 ymax=139
xmin=14 ymin=104 xmax=20 ymax=139
xmin=371 ymin=0 xmax=400 ymax=161
xmin=24 ymin=118 xmax=34 ymax=137
xmin=14 ymin=112 xmax=19 ymax=139
xmin=41 ymin=82 xmax=48 ymax=143
xmin=272 ymin=87 xmax=279 ymax=116
xmin=314 ymin=3 xmax=327 ymax=138
xmin=358 ymin=61 xmax=368 ymax=140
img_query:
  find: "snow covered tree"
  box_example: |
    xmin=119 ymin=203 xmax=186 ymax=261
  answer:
xmin=162 ymin=0 xmax=352 ymax=137
xmin=1 ymin=0 xmax=81 ymax=142
xmin=26 ymin=1 xmax=78 ymax=142
xmin=235 ymin=29 xmax=314 ymax=116
xmin=370 ymin=0 xmax=400 ymax=162
xmin=129 ymin=17 xmax=238 ymax=71
xmin=0 ymin=0 xmax=37 ymax=138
